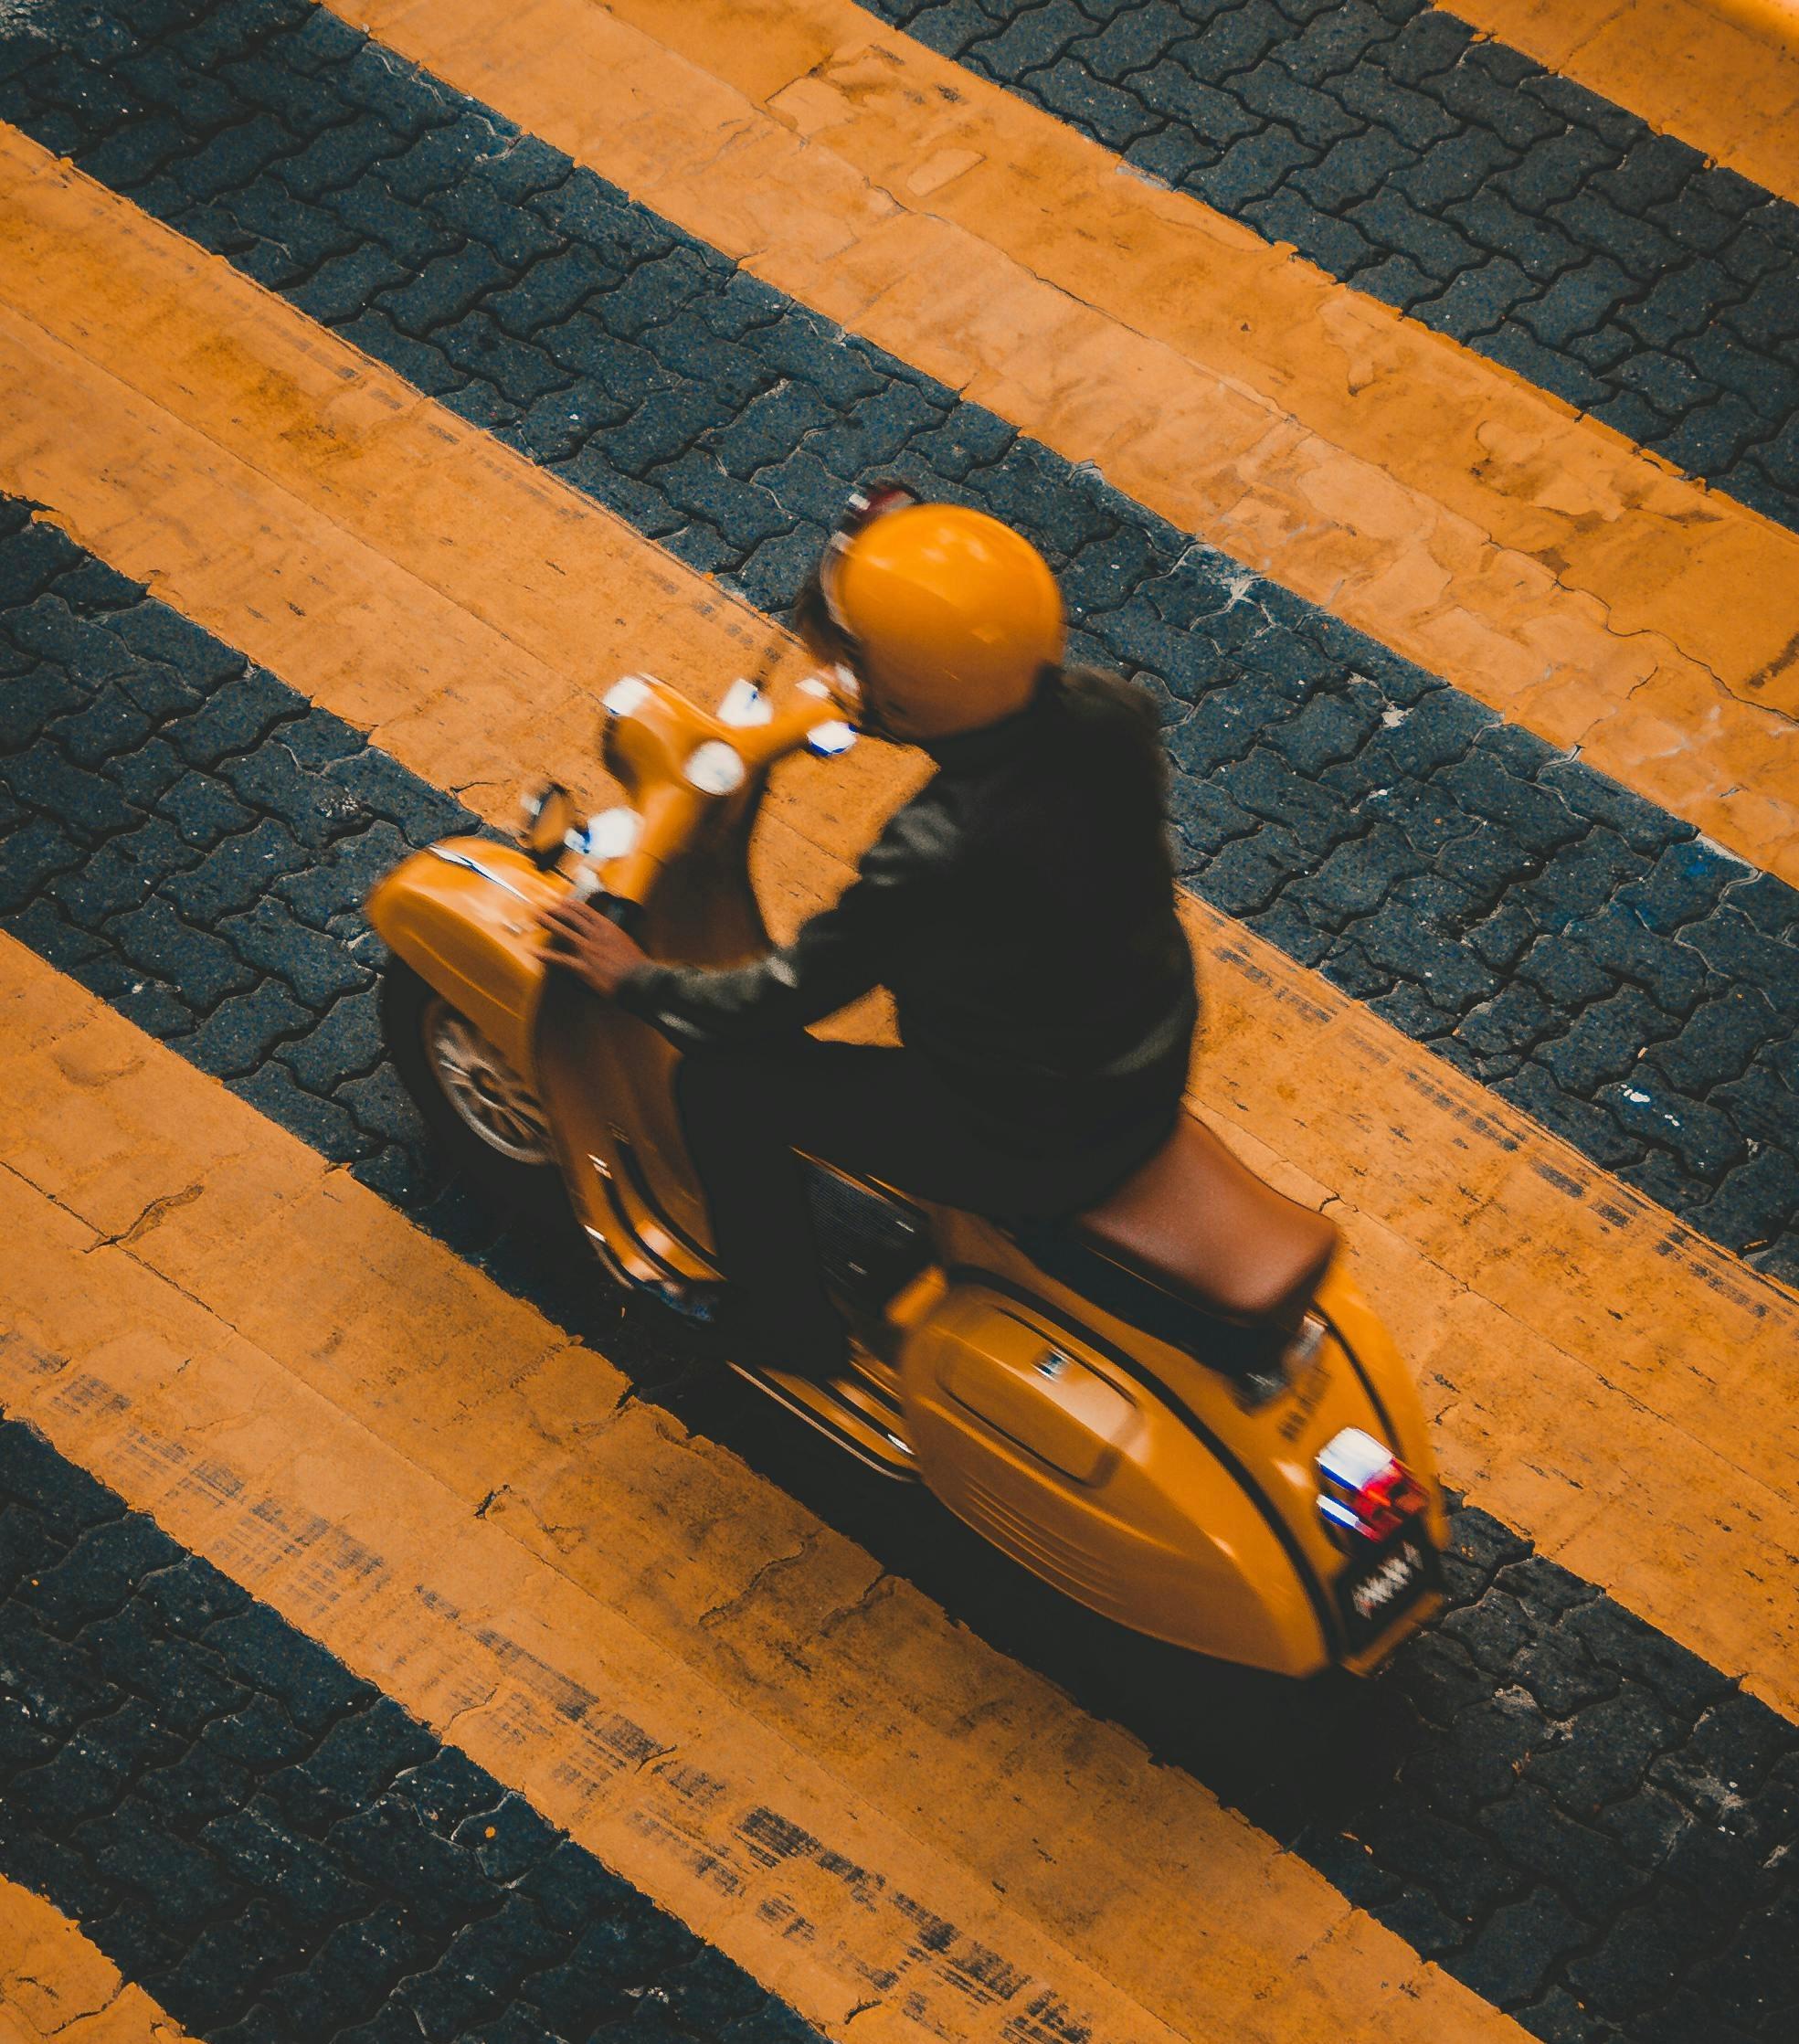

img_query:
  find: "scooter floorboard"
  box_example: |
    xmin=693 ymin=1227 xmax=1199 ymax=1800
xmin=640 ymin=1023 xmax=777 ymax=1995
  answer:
xmin=728 ymin=1355 xmax=919 ymax=1483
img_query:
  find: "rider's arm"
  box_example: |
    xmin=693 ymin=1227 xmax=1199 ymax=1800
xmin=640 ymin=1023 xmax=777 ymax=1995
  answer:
xmin=615 ymin=800 xmax=942 ymax=1047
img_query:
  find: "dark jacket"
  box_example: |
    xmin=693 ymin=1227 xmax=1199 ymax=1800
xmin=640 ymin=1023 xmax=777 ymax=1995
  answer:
xmin=619 ymin=668 xmax=1197 ymax=1160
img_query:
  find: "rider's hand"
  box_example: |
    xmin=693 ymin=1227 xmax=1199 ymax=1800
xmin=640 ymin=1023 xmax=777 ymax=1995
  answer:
xmin=538 ymin=895 xmax=650 ymax=998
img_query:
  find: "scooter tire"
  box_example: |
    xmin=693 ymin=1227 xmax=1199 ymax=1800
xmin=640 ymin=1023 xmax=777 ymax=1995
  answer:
xmin=379 ymin=958 xmax=566 ymax=1224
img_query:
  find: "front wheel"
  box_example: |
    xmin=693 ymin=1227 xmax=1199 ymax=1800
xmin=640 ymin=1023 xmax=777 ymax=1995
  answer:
xmin=381 ymin=958 xmax=563 ymax=1213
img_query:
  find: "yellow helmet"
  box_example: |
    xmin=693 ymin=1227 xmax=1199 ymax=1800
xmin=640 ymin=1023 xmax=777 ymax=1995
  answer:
xmin=810 ymin=485 xmax=1064 ymax=741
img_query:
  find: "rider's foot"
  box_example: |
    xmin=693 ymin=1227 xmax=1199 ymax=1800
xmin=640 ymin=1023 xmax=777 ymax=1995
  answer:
xmin=635 ymin=1276 xmax=731 ymax=1340
xmin=635 ymin=1278 xmax=848 ymax=1382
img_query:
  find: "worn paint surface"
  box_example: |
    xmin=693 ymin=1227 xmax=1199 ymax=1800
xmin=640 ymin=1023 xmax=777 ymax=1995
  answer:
xmin=333 ymin=0 xmax=1799 ymax=879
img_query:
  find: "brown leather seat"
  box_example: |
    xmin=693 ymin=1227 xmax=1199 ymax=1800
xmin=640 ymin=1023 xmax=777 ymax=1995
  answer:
xmin=1074 ymin=1116 xmax=1338 ymax=1332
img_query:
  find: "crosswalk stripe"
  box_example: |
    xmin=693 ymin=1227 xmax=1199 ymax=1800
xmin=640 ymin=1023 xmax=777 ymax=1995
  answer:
xmin=1453 ymin=0 xmax=1799 ymax=204
xmin=0 ymin=1875 xmax=200 ymax=2044
xmin=3 ymin=132 xmax=1795 ymax=1713
xmin=333 ymin=0 xmax=1799 ymax=882
xmin=0 ymin=932 xmax=1524 ymax=2044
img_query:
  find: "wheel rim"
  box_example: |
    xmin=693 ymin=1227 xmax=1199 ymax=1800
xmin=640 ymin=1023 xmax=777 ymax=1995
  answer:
xmin=423 ymin=1000 xmax=555 ymax=1165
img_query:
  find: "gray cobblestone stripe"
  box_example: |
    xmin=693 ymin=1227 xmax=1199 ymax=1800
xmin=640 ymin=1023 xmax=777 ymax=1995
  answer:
xmin=0 ymin=0 xmax=1794 ymax=1275
xmin=3 ymin=510 xmax=1798 ymax=2044
xmin=860 ymin=0 xmax=1799 ymax=534
xmin=0 ymin=1417 xmax=826 ymax=2044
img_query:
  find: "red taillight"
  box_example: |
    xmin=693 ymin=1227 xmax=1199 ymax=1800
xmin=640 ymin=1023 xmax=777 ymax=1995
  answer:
xmin=1317 ymin=1427 xmax=1427 ymax=1544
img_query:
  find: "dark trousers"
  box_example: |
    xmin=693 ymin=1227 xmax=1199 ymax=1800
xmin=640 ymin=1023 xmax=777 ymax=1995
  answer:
xmin=675 ymin=1039 xmax=1169 ymax=1372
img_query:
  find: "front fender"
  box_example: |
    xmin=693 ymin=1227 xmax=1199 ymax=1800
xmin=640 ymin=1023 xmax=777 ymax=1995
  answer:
xmin=365 ymin=838 xmax=567 ymax=1076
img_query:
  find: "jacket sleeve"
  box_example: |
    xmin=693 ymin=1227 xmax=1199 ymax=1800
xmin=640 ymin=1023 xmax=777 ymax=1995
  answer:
xmin=615 ymin=799 xmax=942 ymax=1048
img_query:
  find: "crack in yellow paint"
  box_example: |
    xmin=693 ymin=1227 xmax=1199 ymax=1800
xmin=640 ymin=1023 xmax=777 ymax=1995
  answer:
xmin=0 ymin=1876 xmax=199 ymax=2043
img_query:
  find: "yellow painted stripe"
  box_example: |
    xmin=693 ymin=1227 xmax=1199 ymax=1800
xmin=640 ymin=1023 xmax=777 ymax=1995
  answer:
xmin=0 ymin=935 xmax=1522 ymax=2044
xmin=1458 ymin=0 xmax=1799 ymax=205
xmin=339 ymin=0 xmax=1799 ymax=880
xmin=2 ymin=136 xmax=1797 ymax=1711
xmin=0 ymin=1875 xmax=199 ymax=2044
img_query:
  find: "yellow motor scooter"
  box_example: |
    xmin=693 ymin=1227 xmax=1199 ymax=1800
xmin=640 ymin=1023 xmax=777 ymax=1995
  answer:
xmin=366 ymin=666 xmax=1447 ymax=1678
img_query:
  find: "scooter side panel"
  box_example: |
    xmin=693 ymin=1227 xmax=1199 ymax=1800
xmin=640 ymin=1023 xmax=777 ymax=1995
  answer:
xmin=923 ymin=1211 xmax=1445 ymax=1670
xmin=901 ymin=1281 xmax=1332 ymax=1673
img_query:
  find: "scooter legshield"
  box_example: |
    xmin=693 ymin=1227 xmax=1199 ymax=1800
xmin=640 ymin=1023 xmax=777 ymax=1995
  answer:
xmin=367 ymin=837 xmax=719 ymax=1281
xmin=365 ymin=837 xmax=566 ymax=1077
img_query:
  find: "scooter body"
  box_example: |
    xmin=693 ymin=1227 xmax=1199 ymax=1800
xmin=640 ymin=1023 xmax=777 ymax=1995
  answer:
xmin=368 ymin=672 xmax=1448 ymax=1677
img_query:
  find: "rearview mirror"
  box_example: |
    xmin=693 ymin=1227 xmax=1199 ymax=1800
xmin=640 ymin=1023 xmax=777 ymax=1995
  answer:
xmin=518 ymin=782 xmax=576 ymax=867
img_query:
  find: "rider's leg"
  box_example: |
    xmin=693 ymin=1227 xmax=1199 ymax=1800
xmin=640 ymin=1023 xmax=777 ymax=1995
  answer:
xmin=675 ymin=1039 xmax=1095 ymax=1375
xmin=673 ymin=1042 xmax=858 ymax=1374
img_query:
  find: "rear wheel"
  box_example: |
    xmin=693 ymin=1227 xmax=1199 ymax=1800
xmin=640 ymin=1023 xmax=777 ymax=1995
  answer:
xmin=381 ymin=958 xmax=562 ymax=1213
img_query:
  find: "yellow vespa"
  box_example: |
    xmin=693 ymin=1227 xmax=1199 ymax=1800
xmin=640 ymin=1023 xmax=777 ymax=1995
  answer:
xmin=366 ymin=662 xmax=1446 ymax=1680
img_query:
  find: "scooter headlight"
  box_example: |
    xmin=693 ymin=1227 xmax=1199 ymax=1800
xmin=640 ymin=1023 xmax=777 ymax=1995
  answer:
xmin=577 ymin=806 xmax=641 ymax=861
xmin=683 ymin=740 xmax=746 ymax=795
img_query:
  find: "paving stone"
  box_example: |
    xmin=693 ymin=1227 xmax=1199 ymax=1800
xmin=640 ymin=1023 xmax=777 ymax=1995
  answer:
xmin=218 ymin=895 xmax=372 ymax=1005
xmin=164 ymin=667 xmax=298 ymax=768
xmin=1332 ymin=58 xmax=1460 ymax=151
xmin=7 ymin=734 xmax=143 ymax=839
xmin=1526 ymin=1682 xmax=1682 ymax=1820
xmin=185 ymin=975 xmax=314 ymax=1077
xmin=1603 ymin=1074 xmax=1748 ymax=1178
xmin=1402 ymin=1697 xmax=1541 ymax=1821
xmin=1352 ymin=1797 xmax=1524 ymax=1921
xmin=141 ymin=1553 xmax=251 ymax=1639
xmin=1456 ymin=1887 xmax=1590 ymax=2007
xmin=1565 ymin=1890 xmax=1731 ymax=2023
xmin=156 ymin=768 xmax=259 ymax=849
xmin=1535 ymin=983 xmax=1679 ymax=1097
xmin=101 ymin=729 xmax=187 ymax=810
xmin=236 ymin=1060 xmax=374 ymax=1161
xmin=53 ymin=812 xmax=200 ymax=925
xmin=109 ymin=894 xmax=259 ymax=1010
xmin=1477 ymin=1784 xmax=1651 ymax=1920
xmin=1650 ymin=388 xmax=1769 ymax=480
xmin=1681 ymin=906 xmax=1799 ymax=1022
xmin=1511 ymin=1628 xmax=1623 ymax=1719
xmin=1453 ymin=187 xmax=1583 ymax=281
xmin=274 ymin=819 xmax=415 ymax=929
xmin=163 ymin=817 xmax=312 ymax=922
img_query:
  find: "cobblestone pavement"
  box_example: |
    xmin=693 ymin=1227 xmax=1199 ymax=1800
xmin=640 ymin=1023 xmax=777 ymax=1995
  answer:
xmin=0 ymin=0 xmax=1795 ymax=1275
xmin=3 ymin=509 xmax=1798 ymax=2044
xmin=0 ymin=1417 xmax=821 ymax=2044
xmin=861 ymin=0 xmax=1799 ymax=534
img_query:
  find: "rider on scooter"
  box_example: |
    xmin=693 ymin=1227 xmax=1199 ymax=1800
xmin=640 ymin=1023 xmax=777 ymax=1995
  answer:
xmin=540 ymin=484 xmax=1198 ymax=1380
